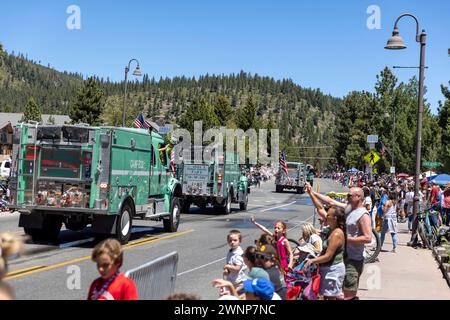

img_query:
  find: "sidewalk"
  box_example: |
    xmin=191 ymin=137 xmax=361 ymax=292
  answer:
xmin=359 ymin=221 xmax=450 ymax=300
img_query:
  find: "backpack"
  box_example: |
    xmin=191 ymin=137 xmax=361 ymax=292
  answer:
xmin=373 ymin=188 xmax=381 ymax=202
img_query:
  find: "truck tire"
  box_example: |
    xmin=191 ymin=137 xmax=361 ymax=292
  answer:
xmin=164 ymin=197 xmax=181 ymax=232
xmin=24 ymin=215 xmax=62 ymax=243
xmin=216 ymin=194 xmax=232 ymax=215
xmin=276 ymin=186 xmax=281 ymax=193
xmin=116 ymin=203 xmax=133 ymax=244
xmin=239 ymin=192 xmax=248 ymax=211
xmin=181 ymin=199 xmax=191 ymax=214
xmin=223 ymin=194 xmax=232 ymax=215
xmin=23 ymin=227 xmax=44 ymax=242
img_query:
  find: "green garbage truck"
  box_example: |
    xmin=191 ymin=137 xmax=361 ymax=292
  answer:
xmin=9 ymin=122 xmax=183 ymax=244
xmin=177 ymin=146 xmax=249 ymax=214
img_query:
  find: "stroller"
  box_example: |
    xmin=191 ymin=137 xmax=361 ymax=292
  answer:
xmin=285 ymin=245 xmax=321 ymax=300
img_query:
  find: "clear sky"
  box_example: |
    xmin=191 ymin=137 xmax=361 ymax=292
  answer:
xmin=0 ymin=0 xmax=449 ymax=114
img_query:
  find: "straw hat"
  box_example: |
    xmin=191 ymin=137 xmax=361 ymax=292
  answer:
xmin=446 ymin=182 xmax=450 ymax=189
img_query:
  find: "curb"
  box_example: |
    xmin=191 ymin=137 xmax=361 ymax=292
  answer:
xmin=433 ymin=246 xmax=450 ymax=288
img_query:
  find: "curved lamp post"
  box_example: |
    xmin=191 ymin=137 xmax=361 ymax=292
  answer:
xmin=122 ymin=59 xmax=142 ymax=127
xmin=385 ymin=13 xmax=426 ymax=243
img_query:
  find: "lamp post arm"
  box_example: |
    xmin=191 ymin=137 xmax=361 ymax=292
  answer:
xmin=127 ymin=59 xmax=140 ymax=69
xmin=393 ymin=13 xmax=420 ymax=42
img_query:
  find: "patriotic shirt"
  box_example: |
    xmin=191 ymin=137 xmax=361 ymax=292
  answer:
xmin=88 ymin=273 xmax=138 ymax=300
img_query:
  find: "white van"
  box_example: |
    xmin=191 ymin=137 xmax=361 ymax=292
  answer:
xmin=0 ymin=159 xmax=11 ymax=178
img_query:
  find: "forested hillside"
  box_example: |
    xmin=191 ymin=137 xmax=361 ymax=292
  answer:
xmin=1 ymin=45 xmax=449 ymax=173
xmin=0 ymin=48 xmax=340 ymax=169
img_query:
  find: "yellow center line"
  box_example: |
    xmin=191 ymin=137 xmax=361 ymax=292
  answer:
xmin=4 ymin=229 xmax=194 ymax=281
xmin=6 ymin=265 xmax=45 ymax=276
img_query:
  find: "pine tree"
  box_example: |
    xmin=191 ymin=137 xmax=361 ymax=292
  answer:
xmin=21 ymin=97 xmax=42 ymax=123
xmin=438 ymin=83 xmax=450 ymax=171
xmin=179 ymin=98 xmax=219 ymax=135
xmin=236 ymin=95 xmax=258 ymax=132
xmin=0 ymin=42 xmax=3 ymax=64
xmin=213 ymin=95 xmax=234 ymax=126
xmin=70 ymin=77 xmax=105 ymax=125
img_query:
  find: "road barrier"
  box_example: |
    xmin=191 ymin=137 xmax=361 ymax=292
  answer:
xmin=125 ymin=251 xmax=179 ymax=300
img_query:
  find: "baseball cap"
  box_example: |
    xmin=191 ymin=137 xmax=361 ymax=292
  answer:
xmin=297 ymin=243 xmax=318 ymax=256
xmin=247 ymin=267 xmax=270 ymax=281
xmin=243 ymin=278 xmax=274 ymax=300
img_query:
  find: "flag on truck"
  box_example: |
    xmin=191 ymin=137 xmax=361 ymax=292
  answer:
xmin=133 ymin=113 xmax=151 ymax=129
xmin=279 ymin=150 xmax=288 ymax=175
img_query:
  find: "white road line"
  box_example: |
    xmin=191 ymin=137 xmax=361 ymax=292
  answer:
xmin=287 ymin=215 xmax=314 ymax=232
xmin=177 ymin=257 xmax=225 ymax=277
xmin=260 ymin=201 xmax=297 ymax=212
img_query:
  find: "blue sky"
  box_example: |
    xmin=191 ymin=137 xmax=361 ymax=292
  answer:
xmin=0 ymin=0 xmax=449 ymax=114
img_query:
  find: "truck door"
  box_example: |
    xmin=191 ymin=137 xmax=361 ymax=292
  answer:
xmin=149 ymin=143 xmax=160 ymax=196
xmin=158 ymin=143 xmax=170 ymax=193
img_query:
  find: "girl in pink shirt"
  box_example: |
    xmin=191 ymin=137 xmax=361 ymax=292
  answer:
xmin=251 ymin=216 xmax=293 ymax=271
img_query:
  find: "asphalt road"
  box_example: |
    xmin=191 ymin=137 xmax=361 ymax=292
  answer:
xmin=1 ymin=178 xmax=346 ymax=300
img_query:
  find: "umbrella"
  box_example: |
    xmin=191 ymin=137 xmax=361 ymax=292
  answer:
xmin=431 ymin=174 xmax=450 ymax=186
xmin=423 ymin=170 xmax=437 ymax=178
xmin=347 ymin=168 xmax=359 ymax=173
xmin=396 ymin=173 xmax=409 ymax=178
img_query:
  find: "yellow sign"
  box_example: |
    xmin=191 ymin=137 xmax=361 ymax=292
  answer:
xmin=364 ymin=151 xmax=380 ymax=165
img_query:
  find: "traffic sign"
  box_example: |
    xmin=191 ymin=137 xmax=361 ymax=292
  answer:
xmin=158 ymin=126 xmax=172 ymax=134
xmin=364 ymin=151 xmax=380 ymax=165
xmin=367 ymin=135 xmax=379 ymax=144
xmin=422 ymin=161 xmax=442 ymax=167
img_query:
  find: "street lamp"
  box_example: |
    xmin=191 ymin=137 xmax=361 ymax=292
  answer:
xmin=122 ymin=59 xmax=142 ymax=127
xmin=385 ymin=13 xmax=426 ymax=244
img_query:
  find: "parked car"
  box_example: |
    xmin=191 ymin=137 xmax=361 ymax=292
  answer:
xmin=0 ymin=158 xmax=11 ymax=178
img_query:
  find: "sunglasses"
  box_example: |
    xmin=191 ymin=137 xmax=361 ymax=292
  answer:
xmin=255 ymin=253 xmax=273 ymax=261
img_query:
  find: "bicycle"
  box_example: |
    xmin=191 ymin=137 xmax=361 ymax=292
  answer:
xmin=417 ymin=208 xmax=438 ymax=250
xmin=363 ymin=229 xmax=381 ymax=263
xmin=325 ymin=192 xmax=381 ymax=264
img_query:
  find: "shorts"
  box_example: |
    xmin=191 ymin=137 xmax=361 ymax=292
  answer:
xmin=319 ymin=262 xmax=345 ymax=297
xmin=343 ymin=259 xmax=364 ymax=292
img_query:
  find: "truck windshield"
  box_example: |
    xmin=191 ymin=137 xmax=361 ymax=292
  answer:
xmin=40 ymin=146 xmax=81 ymax=178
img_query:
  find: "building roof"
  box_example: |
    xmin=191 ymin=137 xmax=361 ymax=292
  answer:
xmin=0 ymin=113 xmax=71 ymax=130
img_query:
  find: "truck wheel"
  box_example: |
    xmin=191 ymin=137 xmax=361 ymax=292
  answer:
xmin=181 ymin=199 xmax=191 ymax=214
xmin=43 ymin=215 xmax=63 ymax=242
xmin=24 ymin=227 xmax=44 ymax=242
xmin=164 ymin=197 xmax=181 ymax=232
xmin=239 ymin=192 xmax=248 ymax=211
xmin=116 ymin=203 xmax=133 ymax=244
xmin=25 ymin=215 xmax=62 ymax=243
xmin=223 ymin=194 xmax=232 ymax=215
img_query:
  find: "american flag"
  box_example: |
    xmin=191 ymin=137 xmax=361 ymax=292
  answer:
xmin=133 ymin=113 xmax=151 ymax=129
xmin=170 ymin=149 xmax=175 ymax=177
xmin=279 ymin=150 xmax=288 ymax=175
